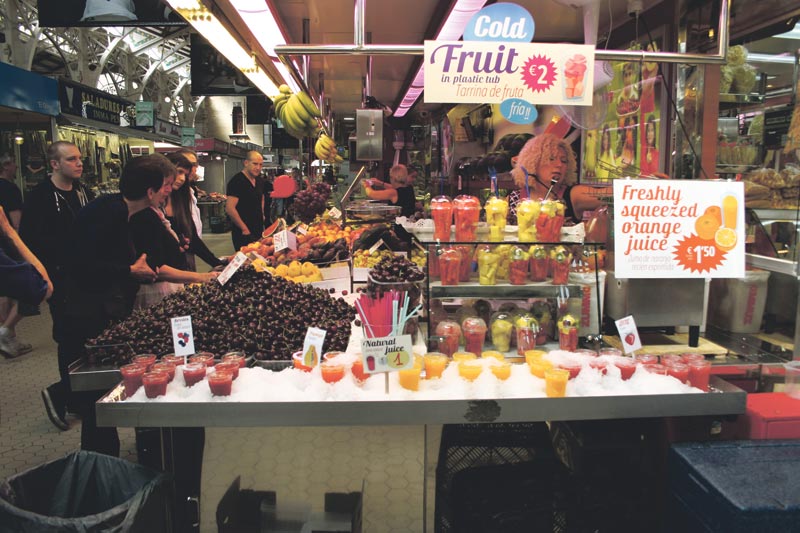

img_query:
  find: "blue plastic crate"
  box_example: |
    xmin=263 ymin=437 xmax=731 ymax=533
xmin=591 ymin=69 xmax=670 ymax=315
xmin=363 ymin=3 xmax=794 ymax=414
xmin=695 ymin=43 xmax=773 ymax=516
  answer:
xmin=667 ymin=440 xmax=800 ymax=533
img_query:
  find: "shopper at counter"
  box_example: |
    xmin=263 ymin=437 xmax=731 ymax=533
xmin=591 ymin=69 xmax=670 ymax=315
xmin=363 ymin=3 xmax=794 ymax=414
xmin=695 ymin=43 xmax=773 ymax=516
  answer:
xmin=507 ymin=134 xmax=610 ymax=225
xmin=226 ymin=151 xmax=265 ymax=251
xmin=363 ymin=163 xmax=416 ymax=217
xmin=20 ymin=141 xmax=94 ymax=430
xmin=61 ymin=155 xmax=160 ymax=456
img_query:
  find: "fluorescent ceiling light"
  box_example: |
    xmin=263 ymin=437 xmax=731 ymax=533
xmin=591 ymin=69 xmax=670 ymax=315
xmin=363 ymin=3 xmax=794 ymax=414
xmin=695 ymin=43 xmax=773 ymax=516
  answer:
xmin=229 ymin=0 xmax=302 ymax=93
xmin=774 ymin=22 xmax=800 ymax=40
xmin=343 ymin=116 xmax=355 ymax=121
xmin=394 ymin=0 xmax=489 ymax=117
xmin=166 ymin=0 xmax=280 ymax=96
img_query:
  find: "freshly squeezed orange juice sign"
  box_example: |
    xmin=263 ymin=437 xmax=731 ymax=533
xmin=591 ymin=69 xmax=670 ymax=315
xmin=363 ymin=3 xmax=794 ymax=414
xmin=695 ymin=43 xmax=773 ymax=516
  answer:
xmin=613 ymin=180 xmax=745 ymax=278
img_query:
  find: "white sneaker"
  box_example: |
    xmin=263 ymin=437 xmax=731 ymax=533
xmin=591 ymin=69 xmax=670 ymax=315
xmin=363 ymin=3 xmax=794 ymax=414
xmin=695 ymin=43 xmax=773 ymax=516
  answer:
xmin=0 ymin=327 xmax=20 ymax=359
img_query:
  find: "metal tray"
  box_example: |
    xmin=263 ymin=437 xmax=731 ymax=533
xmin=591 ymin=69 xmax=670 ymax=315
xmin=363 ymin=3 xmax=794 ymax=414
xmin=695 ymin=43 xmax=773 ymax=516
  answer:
xmin=345 ymin=201 xmax=401 ymax=222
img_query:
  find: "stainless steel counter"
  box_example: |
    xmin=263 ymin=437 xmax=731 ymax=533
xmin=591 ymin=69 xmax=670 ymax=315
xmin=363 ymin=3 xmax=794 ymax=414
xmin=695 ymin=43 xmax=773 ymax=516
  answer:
xmin=69 ymin=360 xmax=121 ymax=392
xmin=96 ymin=377 xmax=745 ymax=428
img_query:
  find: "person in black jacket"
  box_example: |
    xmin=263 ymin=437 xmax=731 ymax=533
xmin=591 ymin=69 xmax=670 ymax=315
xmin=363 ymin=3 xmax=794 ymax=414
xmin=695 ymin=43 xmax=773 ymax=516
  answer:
xmin=20 ymin=141 xmax=94 ymax=430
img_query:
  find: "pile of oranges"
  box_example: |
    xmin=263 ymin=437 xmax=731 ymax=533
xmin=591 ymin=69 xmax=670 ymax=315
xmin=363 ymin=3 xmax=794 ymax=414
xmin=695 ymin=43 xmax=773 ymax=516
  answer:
xmin=306 ymin=220 xmax=353 ymax=244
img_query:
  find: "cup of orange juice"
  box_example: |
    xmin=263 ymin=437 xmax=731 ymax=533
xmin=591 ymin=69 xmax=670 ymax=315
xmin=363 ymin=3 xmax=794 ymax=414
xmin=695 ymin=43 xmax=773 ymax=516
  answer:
xmin=424 ymin=353 xmax=449 ymax=379
xmin=453 ymin=351 xmax=477 ymax=363
xmin=525 ymin=350 xmax=547 ymax=367
xmin=490 ymin=361 xmax=512 ymax=380
xmin=398 ymin=366 xmax=421 ymax=391
xmin=481 ymin=350 xmax=505 ymax=361
xmin=545 ymin=368 xmax=570 ymax=397
xmin=458 ymin=361 xmax=483 ymax=381
xmin=530 ymin=358 xmax=554 ymax=378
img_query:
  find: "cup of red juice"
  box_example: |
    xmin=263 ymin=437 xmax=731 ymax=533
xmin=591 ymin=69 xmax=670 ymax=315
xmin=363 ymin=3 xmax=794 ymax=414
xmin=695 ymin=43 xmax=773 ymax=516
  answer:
xmin=189 ymin=353 xmax=215 ymax=367
xmin=214 ymin=362 xmax=239 ymax=380
xmin=182 ymin=363 xmax=207 ymax=387
xmin=644 ymin=363 xmax=668 ymax=376
xmin=207 ymin=370 xmax=233 ymax=396
xmin=151 ymin=362 xmax=176 ymax=383
xmin=666 ymin=362 xmax=689 ymax=384
xmin=635 ymin=353 xmax=658 ymax=365
xmin=559 ymin=361 xmax=583 ymax=379
xmin=681 ymin=353 xmax=706 ymax=365
xmin=687 ymin=360 xmax=711 ymax=391
xmin=660 ymin=354 xmax=683 ymax=366
xmin=120 ymin=363 xmax=147 ymax=397
xmin=613 ymin=358 xmax=637 ymax=380
xmin=162 ymin=354 xmax=186 ymax=367
xmin=142 ymin=371 xmax=169 ymax=398
xmin=222 ymin=352 xmax=247 ymax=368
xmin=133 ymin=353 xmax=157 ymax=371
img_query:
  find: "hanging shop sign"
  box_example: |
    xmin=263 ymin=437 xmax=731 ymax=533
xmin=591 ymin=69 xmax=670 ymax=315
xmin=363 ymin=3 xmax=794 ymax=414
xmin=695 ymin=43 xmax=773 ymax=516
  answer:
xmin=59 ymin=79 xmax=131 ymax=126
xmin=135 ymin=101 xmax=154 ymax=127
xmin=181 ymin=127 xmax=196 ymax=147
xmin=154 ymin=118 xmax=181 ymax=138
xmin=0 ymin=62 xmax=59 ymax=116
xmin=613 ymin=180 xmax=745 ymax=279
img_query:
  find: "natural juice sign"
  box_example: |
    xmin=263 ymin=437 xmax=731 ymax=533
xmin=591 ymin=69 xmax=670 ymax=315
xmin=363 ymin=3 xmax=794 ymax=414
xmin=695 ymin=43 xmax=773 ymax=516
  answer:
xmin=613 ymin=180 xmax=745 ymax=278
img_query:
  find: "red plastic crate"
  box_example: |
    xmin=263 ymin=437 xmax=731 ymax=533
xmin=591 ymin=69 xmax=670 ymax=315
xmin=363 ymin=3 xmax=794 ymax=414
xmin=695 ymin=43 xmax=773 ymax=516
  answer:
xmin=746 ymin=393 xmax=800 ymax=439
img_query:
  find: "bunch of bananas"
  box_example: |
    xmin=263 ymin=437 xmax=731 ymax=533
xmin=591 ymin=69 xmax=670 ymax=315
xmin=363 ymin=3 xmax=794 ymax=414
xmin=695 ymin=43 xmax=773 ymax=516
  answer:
xmin=273 ymin=85 xmax=320 ymax=140
xmin=314 ymin=133 xmax=343 ymax=164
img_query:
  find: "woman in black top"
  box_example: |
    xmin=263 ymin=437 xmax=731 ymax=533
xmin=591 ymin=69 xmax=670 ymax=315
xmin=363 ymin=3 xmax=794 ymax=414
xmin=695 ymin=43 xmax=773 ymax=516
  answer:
xmin=363 ymin=163 xmax=417 ymax=217
xmin=165 ymin=153 xmax=224 ymax=270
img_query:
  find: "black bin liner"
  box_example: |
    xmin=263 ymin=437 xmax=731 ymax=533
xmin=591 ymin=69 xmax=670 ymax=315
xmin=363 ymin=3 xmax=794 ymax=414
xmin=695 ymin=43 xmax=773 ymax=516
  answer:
xmin=0 ymin=451 xmax=170 ymax=532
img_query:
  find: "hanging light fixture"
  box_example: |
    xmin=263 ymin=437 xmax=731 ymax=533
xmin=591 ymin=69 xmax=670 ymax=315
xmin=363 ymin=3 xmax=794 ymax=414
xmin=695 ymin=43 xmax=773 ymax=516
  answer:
xmin=13 ymin=130 xmax=24 ymax=145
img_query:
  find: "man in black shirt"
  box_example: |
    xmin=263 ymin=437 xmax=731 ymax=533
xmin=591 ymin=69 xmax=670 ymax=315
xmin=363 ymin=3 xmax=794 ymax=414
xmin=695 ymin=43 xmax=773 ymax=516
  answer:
xmin=20 ymin=141 xmax=94 ymax=430
xmin=225 ymin=151 xmax=265 ymax=251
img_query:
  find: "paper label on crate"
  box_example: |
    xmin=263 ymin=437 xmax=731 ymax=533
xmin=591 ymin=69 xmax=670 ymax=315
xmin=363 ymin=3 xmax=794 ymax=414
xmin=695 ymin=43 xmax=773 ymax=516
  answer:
xmin=615 ymin=315 xmax=642 ymax=354
xmin=217 ymin=252 xmax=247 ymax=286
xmin=296 ymin=224 xmax=308 ymax=235
xmin=273 ymin=229 xmax=297 ymax=253
xmin=170 ymin=315 xmax=195 ymax=356
xmin=302 ymin=327 xmax=327 ymax=367
xmin=361 ymin=334 xmax=414 ymax=373
xmin=327 ymin=207 xmax=342 ymax=220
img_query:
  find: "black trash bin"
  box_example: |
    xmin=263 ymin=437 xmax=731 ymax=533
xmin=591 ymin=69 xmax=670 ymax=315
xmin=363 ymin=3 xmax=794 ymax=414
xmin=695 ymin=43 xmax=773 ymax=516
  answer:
xmin=0 ymin=450 xmax=171 ymax=532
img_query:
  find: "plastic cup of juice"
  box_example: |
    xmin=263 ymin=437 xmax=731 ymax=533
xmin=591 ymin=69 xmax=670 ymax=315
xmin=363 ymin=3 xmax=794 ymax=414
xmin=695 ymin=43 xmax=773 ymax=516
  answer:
xmin=666 ymin=362 xmax=690 ymax=384
xmin=598 ymin=348 xmax=622 ymax=357
xmin=452 ymin=351 xmax=477 ymax=363
xmin=320 ymin=362 xmax=346 ymax=384
xmin=661 ymin=354 xmax=684 ymax=366
xmin=207 ymin=370 xmax=233 ymax=396
xmin=182 ymin=363 xmax=207 ymax=387
xmin=462 ymin=317 xmax=488 ymax=355
xmin=545 ymin=368 xmax=570 ymax=397
xmin=530 ymin=358 xmax=554 ymax=378
xmin=431 ymin=196 xmax=453 ymax=242
xmin=635 ymin=354 xmax=659 ymax=366
xmin=189 ymin=353 xmax=215 ymax=367
xmin=453 ymin=195 xmax=481 ymax=241
xmin=490 ymin=361 xmax=512 ymax=381
xmin=524 ymin=350 xmax=547 ymax=366
xmin=214 ymin=362 xmax=240 ymax=380
xmin=151 ymin=362 xmax=176 ymax=383
xmin=120 ymin=363 xmax=147 ymax=397
xmin=398 ymin=366 xmax=421 ymax=391
xmin=162 ymin=354 xmax=186 ymax=367
xmin=681 ymin=353 xmax=706 ymax=365
xmin=688 ymin=360 xmax=712 ymax=391
xmin=133 ymin=354 xmax=157 ymax=371
xmin=424 ymin=353 xmax=449 ymax=379
xmin=482 ymin=350 xmax=505 ymax=362
xmin=458 ymin=361 xmax=483 ymax=381
xmin=222 ymin=352 xmax=247 ymax=368
xmin=644 ymin=363 xmax=668 ymax=376
xmin=439 ymin=248 xmax=461 ymax=286
xmin=613 ymin=357 xmax=637 ymax=380
xmin=435 ymin=320 xmax=462 ymax=357
xmin=142 ymin=371 xmax=169 ymax=399
xmin=292 ymin=351 xmax=314 ymax=372
xmin=351 ymin=357 xmax=368 ymax=382
xmin=559 ymin=361 xmax=583 ymax=379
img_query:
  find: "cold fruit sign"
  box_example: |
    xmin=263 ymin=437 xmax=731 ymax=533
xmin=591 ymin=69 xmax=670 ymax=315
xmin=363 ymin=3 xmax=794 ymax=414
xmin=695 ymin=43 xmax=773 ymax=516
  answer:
xmin=613 ymin=180 xmax=745 ymax=278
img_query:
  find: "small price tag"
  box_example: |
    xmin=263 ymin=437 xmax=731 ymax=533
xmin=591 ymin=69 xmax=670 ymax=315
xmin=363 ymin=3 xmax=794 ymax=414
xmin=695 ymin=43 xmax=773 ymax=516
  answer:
xmin=302 ymin=327 xmax=327 ymax=367
xmin=615 ymin=315 xmax=642 ymax=354
xmin=296 ymin=224 xmax=308 ymax=235
xmin=170 ymin=315 xmax=195 ymax=356
xmin=273 ymin=229 xmax=297 ymax=253
xmin=368 ymin=238 xmax=387 ymax=254
xmin=327 ymin=207 xmax=342 ymax=220
xmin=217 ymin=252 xmax=248 ymax=286
xmin=360 ymin=334 xmax=414 ymax=374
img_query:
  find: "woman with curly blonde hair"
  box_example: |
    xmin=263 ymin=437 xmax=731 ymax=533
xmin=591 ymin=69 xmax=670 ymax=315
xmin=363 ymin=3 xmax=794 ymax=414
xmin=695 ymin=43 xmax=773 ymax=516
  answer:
xmin=507 ymin=133 xmax=607 ymax=224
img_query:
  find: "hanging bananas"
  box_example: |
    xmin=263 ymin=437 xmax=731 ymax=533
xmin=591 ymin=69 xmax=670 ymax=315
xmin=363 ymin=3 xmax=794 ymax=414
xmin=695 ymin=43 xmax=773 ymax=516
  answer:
xmin=314 ymin=133 xmax=344 ymax=164
xmin=272 ymin=85 xmax=321 ymax=140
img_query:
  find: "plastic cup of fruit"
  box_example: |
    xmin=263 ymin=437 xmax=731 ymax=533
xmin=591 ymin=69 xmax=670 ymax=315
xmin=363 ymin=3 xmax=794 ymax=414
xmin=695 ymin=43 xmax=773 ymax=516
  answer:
xmin=430 ymin=196 xmax=453 ymax=242
xmin=644 ymin=363 xmax=668 ymax=376
xmin=182 ymin=363 xmax=207 ymax=387
xmin=529 ymin=247 xmax=548 ymax=281
xmin=458 ymin=361 xmax=483 ymax=382
xmin=516 ymin=327 xmax=538 ymax=356
xmin=398 ymin=366 xmax=421 ymax=391
xmin=438 ymin=248 xmax=461 ymax=286
xmin=292 ymin=351 xmax=314 ymax=372
xmin=214 ymin=362 xmax=240 ymax=380
xmin=424 ymin=353 xmax=449 ymax=379
xmin=490 ymin=361 xmax=512 ymax=381
xmin=452 ymin=351 xmax=477 ymax=363
xmin=462 ymin=317 xmax=487 ymax=355
xmin=151 ymin=362 xmax=176 ymax=383
xmin=351 ymin=357 xmax=368 ymax=382
xmin=681 ymin=353 xmax=706 ymax=365
xmin=453 ymin=195 xmax=481 ymax=241
xmin=207 ymin=369 xmax=234 ymax=396
xmin=635 ymin=353 xmax=659 ymax=366
xmin=222 ymin=352 xmax=247 ymax=368
xmin=189 ymin=353 xmax=215 ymax=367
xmin=558 ymin=326 xmax=579 ymax=352
xmin=530 ymin=358 xmax=554 ymax=378
xmin=613 ymin=357 xmax=637 ymax=380
xmin=660 ymin=354 xmax=683 ymax=366
xmin=133 ymin=354 xmax=157 ymax=371
xmin=482 ymin=350 xmax=505 ymax=362
xmin=558 ymin=361 xmax=583 ymax=380
xmin=457 ymin=245 xmax=473 ymax=282
xmin=517 ymin=199 xmax=539 ymax=242
xmin=665 ymin=362 xmax=690 ymax=384
xmin=551 ymin=260 xmax=570 ymax=286
xmin=687 ymin=360 xmax=712 ymax=391
xmin=162 ymin=354 xmax=186 ymax=367
xmin=435 ymin=320 xmax=462 ymax=357
xmin=320 ymin=362 xmax=346 ymax=384
xmin=120 ymin=363 xmax=147 ymax=397
xmin=598 ymin=348 xmax=622 ymax=357
xmin=545 ymin=368 xmax=570 ymax=398
xmin=509 ymin=258 xmax=528 ymax=285
xmin=142 ymin=371 xmax=169 ymax=399
xmin=490 ymin=318 xmax=513 ymax=352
